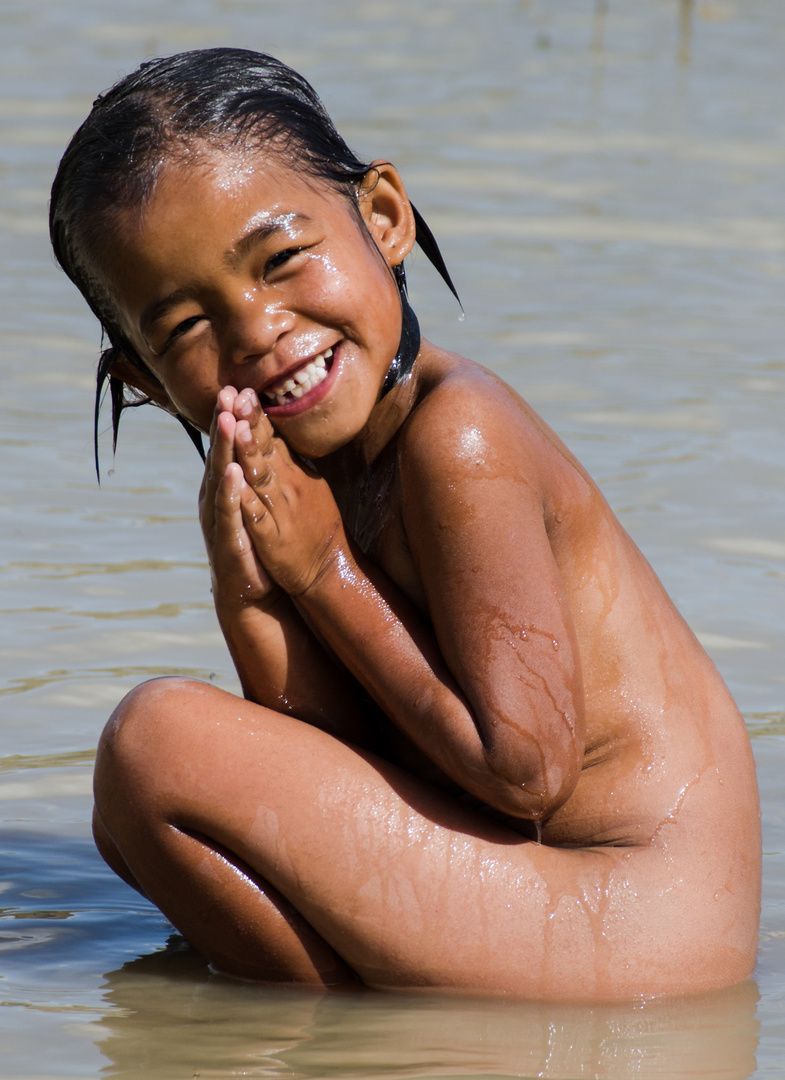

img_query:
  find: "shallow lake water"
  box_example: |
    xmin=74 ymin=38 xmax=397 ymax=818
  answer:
xmin=2 ymin=0 xmax=785 ymax=1076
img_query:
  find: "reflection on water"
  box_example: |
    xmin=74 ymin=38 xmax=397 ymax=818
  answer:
xmin=97 ymin=944 xmax=760 ymax=1079
xmin=0 ymin=782 xmax=768 ymax=1080
xmin=3 ymin=0 xmax=785 ymax=1076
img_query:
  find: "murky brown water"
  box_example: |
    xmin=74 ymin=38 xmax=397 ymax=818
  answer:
xmin=2 ymin=1 xmax=784 ymax=1076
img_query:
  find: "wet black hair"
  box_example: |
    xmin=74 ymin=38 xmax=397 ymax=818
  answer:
xmin=49 ymin=47 xmax=460 ymax=478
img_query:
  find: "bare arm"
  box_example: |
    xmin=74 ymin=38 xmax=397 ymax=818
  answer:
xmin=199 ymin=389 xmax=373 ymax=748
xmin=232 ymin=385 xmax=585 ymax=821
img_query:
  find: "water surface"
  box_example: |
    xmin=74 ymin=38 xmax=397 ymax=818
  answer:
xmin=2 ymin=1 xmax=784 ymax=1076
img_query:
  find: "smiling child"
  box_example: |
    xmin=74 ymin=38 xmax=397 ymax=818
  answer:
xmin=49 ymin=48 xmax=760 ymax=999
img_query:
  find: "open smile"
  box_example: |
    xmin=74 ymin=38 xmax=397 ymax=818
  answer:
xmin=260 ymin=344 xmax=343 ymax=419
xmin=262 ymin=347 xmax=334 ymax=408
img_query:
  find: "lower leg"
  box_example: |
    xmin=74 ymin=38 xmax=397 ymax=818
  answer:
xmin=93 ymin=806 xmax=147 ymax=896
xmin=123 ymin=818 xmax=357 ymax=984
xmin=93 ymin=680 xmax=358 ymax=986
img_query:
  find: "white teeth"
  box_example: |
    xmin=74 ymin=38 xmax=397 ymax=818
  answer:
xmin=264 ymin=348 xmax=332 ymax=406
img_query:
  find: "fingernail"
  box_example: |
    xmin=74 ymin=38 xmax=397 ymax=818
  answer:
xmin=237 ymin=389 xmax=258 ymax=416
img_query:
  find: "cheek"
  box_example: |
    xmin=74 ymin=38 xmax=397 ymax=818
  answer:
xmin=306 ymin=251 xmax=399 ymax=336
xmin=157 ymin=358 xmax=220 ymax=429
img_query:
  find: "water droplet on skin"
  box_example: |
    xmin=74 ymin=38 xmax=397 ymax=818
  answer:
xmin=552 ymin=638 xmax=559 ymax=651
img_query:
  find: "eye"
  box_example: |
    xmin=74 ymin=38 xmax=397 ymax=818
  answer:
xmin=265 ymin=246 xmax=304 ymax=275
xmin=163 ymin=315 xmax=204 ymax=351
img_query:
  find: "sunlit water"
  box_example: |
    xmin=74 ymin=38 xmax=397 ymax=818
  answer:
xmin=2 ymin=1 xmax=785 ymax=1076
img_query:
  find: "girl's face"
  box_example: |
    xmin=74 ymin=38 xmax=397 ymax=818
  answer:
xmin=100 ymin=148 xmax=413 ymax=458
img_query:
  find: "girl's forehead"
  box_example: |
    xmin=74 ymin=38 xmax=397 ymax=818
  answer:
xmin=102 ymin=146 xmax=363 ymax=313
xmin=120 ymin=148 xmax=357 ymax=259
xmin=154 ymin=145 xmax=338 ymax=209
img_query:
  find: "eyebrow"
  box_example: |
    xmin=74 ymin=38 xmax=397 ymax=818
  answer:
xmin=139 ymin=213 xmax=313 ymax=339
xmin=226 ymin=213 xmax=312 ymax=268
xmin=140 ymin=287 xmax=197 ymax=341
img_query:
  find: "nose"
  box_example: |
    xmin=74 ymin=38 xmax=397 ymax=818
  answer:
xmin=223 ymin=291 xmax=295 ymax=367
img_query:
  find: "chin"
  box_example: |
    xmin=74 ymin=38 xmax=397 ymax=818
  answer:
xmin=277 ymin=411 xmax=363 ymax=460
xmin=281 ymin=429 xmax=353 ymax=461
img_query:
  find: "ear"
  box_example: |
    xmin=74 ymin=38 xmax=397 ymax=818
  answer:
xmin=357 ymin=161 xmax=416 ymax=268
xmin=107 ymin=350 xmax=177 ymax=414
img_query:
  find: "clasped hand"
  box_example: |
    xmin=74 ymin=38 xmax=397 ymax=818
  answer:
xmin=199 ymin=387 xmax=346 ymax=610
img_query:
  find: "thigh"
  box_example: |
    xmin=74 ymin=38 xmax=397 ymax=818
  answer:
xmin=94 ymin=678 xmax=750 ymax=999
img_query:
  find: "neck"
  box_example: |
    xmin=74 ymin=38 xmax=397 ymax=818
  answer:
xmin=320 ymin=338 xmax=430 ymax=488
xmin=379 ymin=281 xmax=421 ymax=397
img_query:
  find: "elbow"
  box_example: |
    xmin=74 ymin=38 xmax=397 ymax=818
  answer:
xmin=489 ymin=772 xmax=576 ymax=822
xmin=474 ymin=688 xmax=585 ymax=819
xmin=482 ymin=739 xmax=581 ymax=821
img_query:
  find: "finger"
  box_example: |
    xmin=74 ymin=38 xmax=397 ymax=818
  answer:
xmin=211 ymin=411 xmax=238 ymax=475
xmin=207 ymin=386 xmax=239 ymax=446
xmin=235 ymin=395 xmax=320 ymax=480
xmin=231 ymin=389 xmax=276 ymax=452
xmin=231 ymin=427 xmax=285 ymax=540
xmin=200 ymin=411 xmax=235 ymax=529
xmin=211 ymin=464 xmax=277 ymax=600
xmin=206 ymin=386 xmax=240 ymax=487
xmin=238 ymin=472 xmax=279 ymax=541
xmin=238 ymin=401 xmax=299 ymax=473
xmin=234 ymin=418 xmax=278 ymax=490
xmin=218 ymin=385 xmax=239 ymax=411
xmin=232 ymin=387 xmax=263 ymax=424
xmin=214 ymin=462 xmax=253 ymax=556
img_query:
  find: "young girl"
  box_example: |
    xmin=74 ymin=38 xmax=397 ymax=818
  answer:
xmin=50 ymin=47 xmax=760 ymax=1000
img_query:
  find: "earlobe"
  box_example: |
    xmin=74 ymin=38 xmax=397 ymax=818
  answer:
xmin=358 ymin=161 xmax=416 ymax=268
xmin=107 ymin=350 xmax=177 ymax=413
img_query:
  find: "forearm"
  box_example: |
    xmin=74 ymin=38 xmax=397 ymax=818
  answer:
xmin=215 ymin=590 xmax=375 ymax=749
xmin=294 ymin=544 xmax=566 ymax=818
xmin=225 ymin=395 xmax=580 ymax=817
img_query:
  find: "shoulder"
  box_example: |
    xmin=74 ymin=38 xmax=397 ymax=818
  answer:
xmin=398 ymin=344 xmax=553 ymax=491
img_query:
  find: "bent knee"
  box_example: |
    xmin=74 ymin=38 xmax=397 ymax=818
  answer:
xmin=100 ymin=676 xmax=206 ymax=751
xmin=95 ymin=677 xmax=213 ymax=808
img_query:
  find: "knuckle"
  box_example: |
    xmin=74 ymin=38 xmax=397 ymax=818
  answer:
xmin=247 ymin=458 xmax=275 ymax=489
